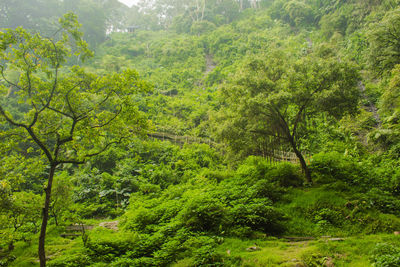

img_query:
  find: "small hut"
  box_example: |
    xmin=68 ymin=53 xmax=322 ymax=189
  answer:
xmin=127 ymin=25 xmax=140 ymax=34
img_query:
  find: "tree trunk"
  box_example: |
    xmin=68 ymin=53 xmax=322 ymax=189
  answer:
xmin=52 ymin=209 xmax=58 ymax=227
xmin=288 ymin=136 xmax=312 ymax=184
xmin=38 ymin=163 xmax=57 ymax=267
xmin=8 ymin=241 xmax=14 ymax=251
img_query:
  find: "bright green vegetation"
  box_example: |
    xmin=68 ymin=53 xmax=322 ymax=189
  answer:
xmin=1 ymin=0 xmax=400 ymax=266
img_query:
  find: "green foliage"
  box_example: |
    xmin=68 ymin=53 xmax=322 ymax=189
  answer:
xmin=370 ymin=243 xmax=400 ymax=267
xmin=179 ymin=193 xmax=226 ymax=233
xmin=381 ymin=64 xmax=400 ymax=116
xmin=310 ymin=152 xmax=371 ymax=188
xmin=283 ymin=0 xmax=315 ymax=27
xmin=0 ymin=15 xmax=151 ymax=166
xmin=190 ymin=21 xmax=217 ymax=35
xmin=48 ymin=248 xmax=92 ymax=267
xmin=104 ymin=154 xmax=292 ymax=264
xmin=50 ymin=172 xmax=74 ymax=225
xmin=360 ymin=188 xmax=400 ymax=216
xmin=268 ymin=162 xmax=304 ymax=187
xmin=368 ymin=8 xmax=400 ymax=74
xmin=85 ymin=228 xmax=139 ymax=262
xmin=0 ymin=191 xmax=41 ymax=250
xmin=189 ymin=236 xmax=224 ymax=266
xmin=319 ymin=10 xmax=348 ymax=38
xmin=0 ymin=0 xmax=127 ymax=48
xmin=213 ymin=47 xmax=359 ymax=182
xmin=235 ymin=156 xmax=303 ymax=188
xmin=301 ymin=250 xmax=328 ymax=267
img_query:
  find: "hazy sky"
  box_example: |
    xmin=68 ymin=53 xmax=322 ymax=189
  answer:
xmin=118 ymin=0 xmax=139 ymax=7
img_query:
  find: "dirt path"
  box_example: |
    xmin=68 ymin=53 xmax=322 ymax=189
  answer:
xmin=359 ymin=81 xmax=381 ymax=126
xmin=205 ymin=54 xmax=216 ymax=75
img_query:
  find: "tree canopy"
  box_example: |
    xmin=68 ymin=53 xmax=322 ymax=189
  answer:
xmin=368 ymin=8 xmax=400 ymax=74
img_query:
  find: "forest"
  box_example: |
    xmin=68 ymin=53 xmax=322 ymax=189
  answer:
xmin=1 ymin=0 xmax=400 ymax=266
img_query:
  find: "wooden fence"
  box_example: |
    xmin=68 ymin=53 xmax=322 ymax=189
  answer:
xmin=263 ymin=150 xmax=311 ymax=165
xmin=148 ymin=131 xmax=310 ymax=165
xmin=148 ymin=132 xmax=216 ymax=147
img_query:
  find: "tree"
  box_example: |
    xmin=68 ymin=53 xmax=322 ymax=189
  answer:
xmin=0 ymin=13 xmax=151 ymax=266
xmin=214 ymin=50 xmax=359 ymax=183
xmin=0 ymin=0 xmax=60 ymax=32
xmin=372 ymin=64 xmax=400 ymax=154
xmin=283 ymin=0 xmax=315 ymax=27
xmin=61 ymin=0 xmax=107 ymax=48
xmin=368 ymin=8 xmax=400 ymax=74
xmin=381 ymin=64 xmax=400 ymax=117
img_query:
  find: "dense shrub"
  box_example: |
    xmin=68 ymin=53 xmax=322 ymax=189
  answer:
xmin=363 ymin=188 xmax=400 ymax=215
xmin=228 ymin=198 xmax=286 ymax=235
xmin=85 ymin=229 xmax=139 ymax=262
xmin=179 ymin=193 xmax=226 ymax=233
xmin=370 ymin=243 xmax=400 ymax=267
xmin=310 ymin=152 xmax=372 ymax=188
xmin=236 ymin=156 xmax=303 ymax=187
xmin=48 ymin=248 xmax=92 ymax=267
xmin=361 ymin=213 xmax=400 ymax=234
xmin=268 ymin=162 xmax=303 ymax=187
xmin=112 ymin=157 xmax=293 ymax=264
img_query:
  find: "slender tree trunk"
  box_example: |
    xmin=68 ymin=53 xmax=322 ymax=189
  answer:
xmin=288 ymin=136 xmax=312 ymax=184
xmin=8 ymin=241 xmax=14 ymax=251
xmin=38 ymin=163 xmax=57 ymax=267
xmin=201 ymin=0 xmax=206 ymax=21
xmin=52 ymin=209 xmax=58 ymax=226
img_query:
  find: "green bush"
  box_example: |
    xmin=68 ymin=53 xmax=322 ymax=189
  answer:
xmin=301 ymin=251 xmax=328 ymax=267
xmin=313 ymin=208 xmax=342 ymax=226
xmin=228 ymin=198 xmax=285 ymax=235
xmin=370 ymin=243 xmax=400 ymax=267
xmin=191 ymin=21 xmax=217 ymax=35
xmin=192 ymin=245 xmax=224 ymax=266
xmin=183 ymin=236 xmax=224 ymax=267
xmin=310 ymin=152 xmax=372 ymax=188
xmin=48 ymin=248 xmax=92 ymax=267
xmin=235 ymin=156 xmax=272 ymax=183
xmin=361 ymin=213 xmax=400 ymax=234
xmin=236 ymin=157 xmax=303 ymax=187
xmin=268 ymin=162 xmax=303 ymax=187
xmin=364 ymin=188 xmax=400 ymax=215
xmin=280 ymin=189 xmax=350 ymax=235
xmin=109 ymin=256 xmax=155 ymax=267
xmin=117 ymin=158 xmax=288 ymax=264
xmin=0 ymin=255 xmax=16 ymax=267
xmin=179 ymin=193 xmax=226 ymax=233
xmin=85 ymin=229 xmax=139 ymax=262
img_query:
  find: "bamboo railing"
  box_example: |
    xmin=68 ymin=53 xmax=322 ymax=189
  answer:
xmin=148 ymin=132 xmax=310 ymax=164
xmin=148 ymin=132 xmax=216 ymax=146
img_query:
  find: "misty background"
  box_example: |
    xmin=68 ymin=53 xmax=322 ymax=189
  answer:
xmin=0 ymin=0 xmax=267 ymax=48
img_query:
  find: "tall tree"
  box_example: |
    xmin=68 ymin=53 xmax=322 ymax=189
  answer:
xmin=0 ymin=13 xmax=151 ymax=266
xmin=214 ymin=51 xmax=360 ymax=183
xmin=368 ymin=7 xmax=400 ymax=74
xmin=0 ymin=0 xmax=60 ymax=33
xmin=61 ymin=0 xmax=107 ymax=47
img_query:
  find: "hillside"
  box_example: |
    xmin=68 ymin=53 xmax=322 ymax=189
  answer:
xmin=1 ymin=0 xmax=400 ymax=266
